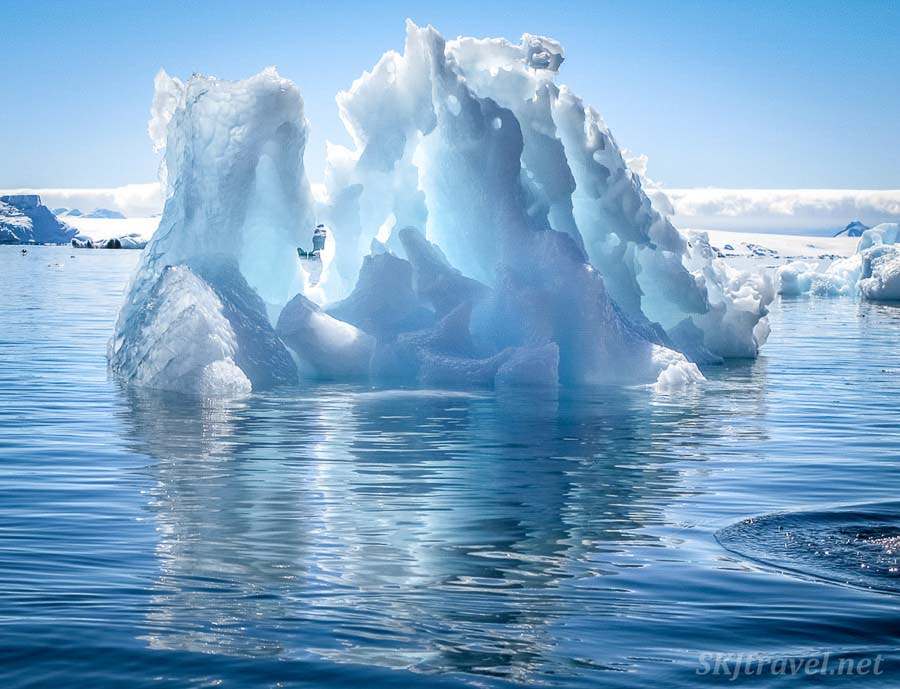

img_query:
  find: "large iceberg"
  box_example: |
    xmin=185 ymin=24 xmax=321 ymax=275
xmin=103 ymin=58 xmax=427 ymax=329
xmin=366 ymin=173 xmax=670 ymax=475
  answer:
xmin=110 ymin=22 xmax=774 ymax=396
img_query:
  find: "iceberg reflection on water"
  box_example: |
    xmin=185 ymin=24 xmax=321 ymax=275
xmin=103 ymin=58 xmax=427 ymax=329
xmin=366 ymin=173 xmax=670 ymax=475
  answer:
xmin=119 ymin=381 xmax=750 ymax=679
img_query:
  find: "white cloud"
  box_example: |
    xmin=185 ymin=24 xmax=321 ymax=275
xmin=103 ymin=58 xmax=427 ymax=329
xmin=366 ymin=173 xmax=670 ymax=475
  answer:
xmin=662 ymin=188 xmax=900 ymax=234
xmin=5 ymin=181 xmax=900 ymax=237
xmin=0 ymin=183 xmax=163 ymax=218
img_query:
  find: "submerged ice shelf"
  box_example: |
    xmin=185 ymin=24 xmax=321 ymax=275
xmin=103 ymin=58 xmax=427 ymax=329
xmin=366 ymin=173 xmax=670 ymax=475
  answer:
xmin=109 ymin=22 xmax=774 ymax=396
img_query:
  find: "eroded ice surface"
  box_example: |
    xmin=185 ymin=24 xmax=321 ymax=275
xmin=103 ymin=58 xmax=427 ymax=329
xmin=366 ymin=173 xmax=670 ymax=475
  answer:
xmin=110 ymin=23 xmax=775 ymax=396
xmin=109 ymin=69 xmax=311 ymax=393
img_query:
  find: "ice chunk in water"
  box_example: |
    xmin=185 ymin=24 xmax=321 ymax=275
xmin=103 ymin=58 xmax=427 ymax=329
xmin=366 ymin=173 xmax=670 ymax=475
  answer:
xmin=276 ymin=293 xmax=374 ymax=379
xmin=774 ymin=223 xmax=899 ymax=301
xmin=858 ymin=245 xmax=900 ymax=301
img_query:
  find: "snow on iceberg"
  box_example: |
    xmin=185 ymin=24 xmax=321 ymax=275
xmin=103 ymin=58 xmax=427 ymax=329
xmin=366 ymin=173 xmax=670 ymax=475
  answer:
xmin=110 ymin=22 xmax=774 ymax=396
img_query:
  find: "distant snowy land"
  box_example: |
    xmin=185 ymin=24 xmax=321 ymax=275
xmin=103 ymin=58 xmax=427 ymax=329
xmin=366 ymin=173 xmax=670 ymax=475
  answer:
xmin=3 ymin=182 xmax=896 ymax=256
xmin=663 ymin=188 xmax=900 ymax=235
xmin=701 ymin=229 xmax=857 ymax=259
xmin=5 ymin=179 xmax=899 ymax=238
xmin=0 ymin=192 xmax=157 ymax=248
xmin=2 ymin=183 xmax=162 ymax=218
xmin=0 ymin=187 xmax=882 ymax=262
xmin=103 ymin=22 xmax=892 ymax=398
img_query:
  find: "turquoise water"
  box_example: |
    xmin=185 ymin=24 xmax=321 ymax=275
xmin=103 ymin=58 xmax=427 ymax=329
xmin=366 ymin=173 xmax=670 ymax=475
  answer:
xmin=2 ymin=245 xmax=900 ymax=687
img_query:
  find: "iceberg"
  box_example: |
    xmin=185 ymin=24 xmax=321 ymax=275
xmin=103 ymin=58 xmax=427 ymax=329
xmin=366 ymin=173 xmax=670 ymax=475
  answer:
xmin=855 ymin=223 xmax=900 ymax=301
xmin=0 ymin=194 xmax=78 ymax=244
xmin=775 ymin=258 xmax=860 ymax=297
xmin=110 ymin=22 xmax=775 ymax=396
xmin=858 ymin=245 xmax=900 ymax=301
xmin=775 ymin=223 xmax=900 ymax=301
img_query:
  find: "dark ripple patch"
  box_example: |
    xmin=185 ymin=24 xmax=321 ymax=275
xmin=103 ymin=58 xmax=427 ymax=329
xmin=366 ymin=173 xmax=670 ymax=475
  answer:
xmin=717 ymin=502 xmax=900 ymax=593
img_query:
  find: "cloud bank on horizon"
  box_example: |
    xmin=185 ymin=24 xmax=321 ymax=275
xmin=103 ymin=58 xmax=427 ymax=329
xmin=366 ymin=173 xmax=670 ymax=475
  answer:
xmin=663 ymin=188 xmax=900 ymax=234
xmin=3 ymin=183 xmax=898 ymax=237
xmin=0 ymin=183 xmax=163 ymax=219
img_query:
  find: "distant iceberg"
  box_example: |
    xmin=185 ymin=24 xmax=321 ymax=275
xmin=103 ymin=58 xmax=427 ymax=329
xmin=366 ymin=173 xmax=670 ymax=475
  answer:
xmin=109 ymin=23 xmax=774 ymax=396
xmin=776 ymin=223 xmax=900 ymax=301
xmin=0 ymin=194 xmax=78 ymax=244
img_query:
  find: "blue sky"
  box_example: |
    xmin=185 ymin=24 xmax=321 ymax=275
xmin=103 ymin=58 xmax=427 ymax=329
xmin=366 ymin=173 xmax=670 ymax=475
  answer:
xmin=2 ymin=0 xmax=899 ymax=189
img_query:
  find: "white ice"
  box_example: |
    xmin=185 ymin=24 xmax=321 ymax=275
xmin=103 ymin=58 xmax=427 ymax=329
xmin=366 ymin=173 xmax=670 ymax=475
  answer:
xmin=110 ymin=22 xmax=776 ymax=396
xmin=858 ymin=245 xmax=900 ymax=301
xmin=775 ymin=223 xmax=900 ymax=301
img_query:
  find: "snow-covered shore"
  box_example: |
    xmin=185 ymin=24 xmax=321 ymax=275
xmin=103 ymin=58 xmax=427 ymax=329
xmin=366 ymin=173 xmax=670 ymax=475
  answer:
xmin=700 ymin=229 xmax=857 ymax=260
xmin=64 ymin=216 xmax=159 ymax=244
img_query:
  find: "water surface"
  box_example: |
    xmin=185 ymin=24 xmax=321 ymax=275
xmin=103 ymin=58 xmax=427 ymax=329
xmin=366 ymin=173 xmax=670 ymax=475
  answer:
xmin=2 ymin=246 xmax=900 ymax=687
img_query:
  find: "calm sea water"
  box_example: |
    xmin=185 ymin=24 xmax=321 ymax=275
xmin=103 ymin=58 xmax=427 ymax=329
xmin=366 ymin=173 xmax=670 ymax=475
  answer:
xmin=2 ymin=246 xmax=900 ymax=687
